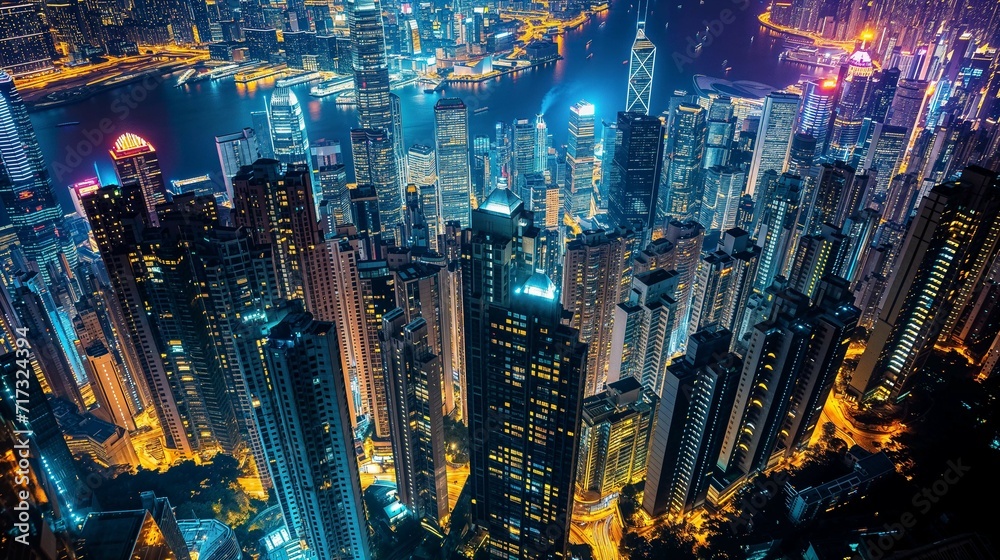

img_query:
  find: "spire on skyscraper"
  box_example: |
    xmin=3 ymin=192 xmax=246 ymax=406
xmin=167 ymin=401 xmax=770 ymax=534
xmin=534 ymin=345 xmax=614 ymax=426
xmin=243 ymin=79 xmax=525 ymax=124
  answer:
xmin=626 ymin=0 xmax=656 ymax=115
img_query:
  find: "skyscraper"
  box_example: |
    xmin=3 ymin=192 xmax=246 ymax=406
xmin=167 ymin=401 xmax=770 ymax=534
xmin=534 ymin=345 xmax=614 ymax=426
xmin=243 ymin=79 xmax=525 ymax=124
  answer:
xmin=278 ymin=166 xmax=340 ymax=322
xmin=326 ymin=229 xmax=379 ymax=429
xmin=700 ymin=166 xmax=745 ymax=232
xmin=254 ymin=312 xmax=371 ymax=560
xmin=704 ymin=96 xmax=736 ymax=169
xmin=859 ymin=122 xmax=907 ymax=197
xmin=511 ymin=117 xmax=536 ymax=197
xmin=797 ymin=79 xmax=837 ymax=154
xmin=357 ymin=259 xmax=396 ymax=440
xmin=393 ymin=262 xmax=456 ymax=414
xmin=349 ymin=0 xmax=401 ymax=236
xmin=851 ymin=167 xmax=1000 ymax=402
xmin=231 ymin=160 xmax=303 ymax=302
xmin=349 ymin=0 xmax=392 ymax=132
xmin=534 ymin=113 xmax=549 ymax=173
xmin=110 ymin=132 xmax=167 ymax=224
xmin=480 ymin=273 xmax=586 ymax=560
xmin=733 ymin=173 xmax=804 ymax=348
xmin=598 ymin=119 xmax=620 ymax=208
xmin=562 ymin=228 xmax=637 ymax=396
xmin=787 ymin=133 xmax=817 ymax=178
xmin=887 ymin=79 xmax=928 ymax=132
xmin=0 ymin=71 xmax=70 ymax=285
xmin=608 ymin=268 xmax=679 ymax=394
xmin=351 ymin=128 xmax=401 ymax=238
xmin=643 ymin=327 xmax=741 ymax=517
xmin=407 ymin=143 xmax=437 ymax=186
xmin=215 ymin=128 xmax=260 ymax=199
xmin=82 ymin=183 xmax=193 ymax=457
xmin=828 ymin=51 xmax=874 ymax=159
xmin=462 ymin=187 xmax=538 ymax=532
xmin=607 ymin=112 xmax=665 ymax=234
xmin=77 ymin=509 xmax=186 ymax=560
xmin=84 ymin=341 xmax=138 ymax=431
xmin=805 ymin=161 xmax=856 ymax=235
xmin=564 ymin=100 xmax=596 ymax=220
xmin=663 ymin=103 xmax=707 ymax=224
xmin=626 ymin=23 xmax=655 ymax=115
xmin=251 ymin=108 xmax=275 ymax=159
xmin=717 ymin=281 xmax=859 ymax=483
xmin=382 ymin=309 xmax=450 ymax=525
xmin=434 ymin=98 xmax=472 ymax=228
xmin=751 ymin=173 xmax=804 ymax=296
xmin=689 ymin=248 xmax=737 ymax=336
xmin=139 ymin=197 xmax=254 ymax=458
xmin=472 ymin=135 xmax=491 ymax=202
xmin=746 ymin=92 xmax=800 ymax=197
xmin=664 ymin=219 xmax=705 ymax=352
xmin=311 ymin=139 xmax=342 ymax=171
xmin=0 ymin=6 xmax=54 ymax=76
xmin=866 ymin=67 xmax=900 ymax=122
xmin=9 ymin=285 xmax=86 ymax=412
xmin=269 ymin=87 xmax=312 ymax=173
xmin=0 ymin=351 xmax=84 ymax=528
xmin=787 ymin=225 xmax=847 ymax=300
xmin=576 ymin=377 xmax=657 ymax=498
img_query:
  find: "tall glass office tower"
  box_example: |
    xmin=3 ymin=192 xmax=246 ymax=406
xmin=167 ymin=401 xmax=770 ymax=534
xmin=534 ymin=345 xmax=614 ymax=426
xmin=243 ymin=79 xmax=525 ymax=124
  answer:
xmin=0 ymin=71 xmax=72 ymax=284
xmin=564 ymin=100 xmax=596 ymax=219
xmin=434 ymin=98 xmax=472 ymax=228
xmin=626 ymin=23 xmax=655 ymax=115
xmin=269 ymin=87 xmax=311 ymax=172
xmin=349 ymin=0 xmax=402 ymax=235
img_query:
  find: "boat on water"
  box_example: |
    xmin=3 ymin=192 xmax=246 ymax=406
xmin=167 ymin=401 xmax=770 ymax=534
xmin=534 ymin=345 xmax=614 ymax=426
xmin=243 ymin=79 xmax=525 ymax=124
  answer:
xmin=600 ymin=21 xmax=606 ymax=27
xmin=423 ymin=88 xmax=436 ymax=94
xmin=310 ymin=77 xmax=354 ymax=97
xmin=587 ymin=53 xmax=593 ymax=59
xmin=56 ymin=122 xmax=79 ymax=127
xmin=722 ymin=59 xmax=728 ymax=66
xmin=175 ymin=68 xmax=196 ymax=87
xmin=622 ymin=60 xmax=628 ymax=65
xmin=473 ymin=106 xmax=489 ymax=114
xmin=586 ymin=40 xmax=592 ymax=48
xmin=276 ymin=71 xmax=322 ymax=88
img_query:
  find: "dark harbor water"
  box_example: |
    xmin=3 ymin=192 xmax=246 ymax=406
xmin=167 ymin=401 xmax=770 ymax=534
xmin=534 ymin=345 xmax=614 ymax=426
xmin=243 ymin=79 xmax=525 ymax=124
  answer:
xmin=31 ymin=0 xmax=824 ymax=212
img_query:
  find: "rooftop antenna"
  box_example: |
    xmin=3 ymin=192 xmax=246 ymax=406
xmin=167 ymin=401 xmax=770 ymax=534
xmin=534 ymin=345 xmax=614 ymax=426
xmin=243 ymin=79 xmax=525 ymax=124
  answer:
xmin=638 ymin=0 xmax=649 ymax=29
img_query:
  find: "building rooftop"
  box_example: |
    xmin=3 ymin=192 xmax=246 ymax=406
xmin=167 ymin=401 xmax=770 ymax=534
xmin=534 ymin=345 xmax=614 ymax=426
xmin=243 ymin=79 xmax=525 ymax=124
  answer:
xmin=582 ymin=376 xmax=656 ymax=425
xmin=520 ymin=272 xmax=557 ymax=301
xmin=50 ymin=397 xmax=123 ymax=443
xmin=693 ymin=75 xmax=776 ymax=99
xmin=478 ymin=187 xmax=523 ymax=217
xmin=177 ymin=518 xmax=240 ymax=560
xmin=79 ymin=511 xmax=175 ymax=560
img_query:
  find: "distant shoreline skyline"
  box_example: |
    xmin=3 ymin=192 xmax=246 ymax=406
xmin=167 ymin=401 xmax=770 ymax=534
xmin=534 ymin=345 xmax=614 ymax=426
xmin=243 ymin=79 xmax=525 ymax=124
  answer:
xmin=29 ymin=0 xmax=816 ymax=216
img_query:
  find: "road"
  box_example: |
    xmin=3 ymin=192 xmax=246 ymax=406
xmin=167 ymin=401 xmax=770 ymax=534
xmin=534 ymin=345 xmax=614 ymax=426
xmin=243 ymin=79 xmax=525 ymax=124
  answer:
xmin=356 ymin=459 xmax=467 ymax=508
xmin=501 ymin=8 xmax=595 ymax=57
xmin=758 ymin=12 xmax=861 ymax=51
xmin=359 ymin=465 xmax=396 ymax=490
xmin=569 ymin=496 xmax=623 ymax=560
xmin=16 ymin=47 xmax=209 ymax=103
xmin=818 ymin=395 xmax=899 ymax=451
xmin=447 ymin=461 xmax=470 ymax=511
